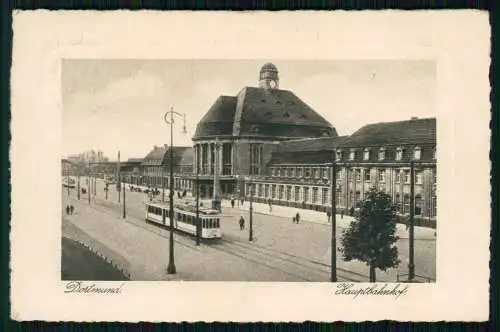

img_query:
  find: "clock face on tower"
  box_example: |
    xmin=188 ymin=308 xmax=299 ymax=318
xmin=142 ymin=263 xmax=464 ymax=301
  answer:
xmin=269 ymin=80 xmax=277 ymax=89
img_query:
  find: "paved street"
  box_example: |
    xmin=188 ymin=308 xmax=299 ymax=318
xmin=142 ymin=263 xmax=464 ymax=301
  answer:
xmin=62 ymin=177 xmax=436 ymax=282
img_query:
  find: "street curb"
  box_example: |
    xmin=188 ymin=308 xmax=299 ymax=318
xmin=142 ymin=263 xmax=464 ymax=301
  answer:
xmin=62 ymin=218 xmax=132 ymax=280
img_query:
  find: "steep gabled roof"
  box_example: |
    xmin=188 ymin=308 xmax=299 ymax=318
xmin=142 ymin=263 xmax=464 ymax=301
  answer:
xmin=193 ymin=86 xmax=338 ymax=140
xmin=268 ymin=136 xmax=347 ymax=165
xmin=161 ymin=146 xmax=192 ymax=167
xmin=340 ymin=118 xmax=436 ymax=148
xmin=179 ymin=147 xmax=194 ymax=165
xmin=194 ymin=95 xmax=237 ymax=138
xmin=233 ymin=87 xmax=337 ymax=138
xmin=142 ymin=145 xmax=168 ymax=165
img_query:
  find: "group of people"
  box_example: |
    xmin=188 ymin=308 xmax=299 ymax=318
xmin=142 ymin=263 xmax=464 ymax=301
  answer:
xmin=65 ymin=204 xmax=75 ymax=215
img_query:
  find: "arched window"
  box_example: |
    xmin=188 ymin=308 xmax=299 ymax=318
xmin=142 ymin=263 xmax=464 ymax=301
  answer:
xmin=336 ymin=150 xmax=342 ymax=161
xmin=396 ymin=147 xmax=404 ymax=161
xmin=349 ymin=149 xmax=356 ymax=161
xmin=378 ymin=147 xmax=385 ymax=161
xmin=363 ymin=148 xmax=371 ymax=161
xmin=413 ymin=146 xmax=422 ymax=160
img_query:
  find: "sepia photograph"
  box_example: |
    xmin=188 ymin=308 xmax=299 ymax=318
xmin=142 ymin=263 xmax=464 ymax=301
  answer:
xmin=61 ymin=59 xmax=437 ymax=283
xmin=10 ymin=11 xmax=490 ymax=322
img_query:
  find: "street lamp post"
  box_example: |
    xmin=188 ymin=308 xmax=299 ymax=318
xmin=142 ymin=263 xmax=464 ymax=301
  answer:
xmin=77 ymin=172 xmax=80 ymax=200
xmin=122 ymin=182 xmax=126 ymax=219
xmin=162 ymin=166 xmax=166 ymax=203
xmin=408 ymin=161 xmax=416 ymax=281
xmin=330 ymin=157 xmax=337 ymax=282
xmin=196 ymin=155 xmax=201 ymax=246
xmin=164 ymin=107 xmax=187 ymax=275
xmin=87 ymin=172 xmax=91 ymax=204
xmin=248 ymin=177 xmax=254 ymax=242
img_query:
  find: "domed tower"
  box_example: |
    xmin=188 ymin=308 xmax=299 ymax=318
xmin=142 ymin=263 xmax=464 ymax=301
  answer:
xmin=258 ymin=63 xmax=279 ymax=90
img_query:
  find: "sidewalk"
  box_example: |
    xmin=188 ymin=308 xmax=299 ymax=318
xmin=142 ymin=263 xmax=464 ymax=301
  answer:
xmin=221 ymin=200 xmax=436 ymax=241
xmin=115 ymin=180 xmax=436 ymax=241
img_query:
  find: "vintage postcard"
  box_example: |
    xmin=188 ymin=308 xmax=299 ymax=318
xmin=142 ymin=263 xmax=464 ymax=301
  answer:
xmin=10 ymin=11 xmax=490 ymax=321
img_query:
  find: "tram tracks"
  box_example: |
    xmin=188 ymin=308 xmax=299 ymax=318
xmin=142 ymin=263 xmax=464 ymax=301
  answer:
xmin=77 ymin=196 xmax=374 ymax=282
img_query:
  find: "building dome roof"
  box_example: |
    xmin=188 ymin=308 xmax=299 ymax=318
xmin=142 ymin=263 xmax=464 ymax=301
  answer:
xmin=260 ymin=62 xmax=278 ymax=74
xmin=193 ymin=86 xmax=337 ymax=140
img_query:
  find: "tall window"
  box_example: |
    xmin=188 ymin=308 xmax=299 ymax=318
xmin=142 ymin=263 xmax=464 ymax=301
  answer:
xmin=201 ymin=144 xmax=208 ymax=174
xmin=395 ymin=170 xmax=401 ymax=183
xmin=364 ymin=168 xmax=371 ymax=182
xmin=396 ymin=147 xmax=403 ymax=161
xmin=313 ymin=168 xmax=320 ymax=178
xmin=305 ymin=168 xmax=311 ymax=177
xmin=210 ymin=144 xmax=215 ymax=174
xmin=321 ymin=167 xmax=327 ymax=178
xmin=265 ymin=184 xmax=269 ymax=197
xmin=416 ymin=171 xmax=423 ymax=184
xmin=322 ymin=188 xmax=329 ymax=205
xmin=363 ymin=148 xmax=370 ymax=161
xmin=278 ymin=185 xmax=284 ymax=200
xmin=355 ymin=169 xmax=361 ymax=182
xmin=286 ymin=185 xmax=292 ymax=200
xmin=271 ymin=168 xmax=276 ymax=176
xmin=395 ymin=193 xmax=401 ymax=212
xmin=378 ymin=147 xmax=385 ymax=161
xmin=258 ymin=184 xmax=263 ymax=197
xmin=404 ymin=170 xmax=410 ymax=184
xmin=312 ymin=187 xmax=319 ymax=204
xmin=271 ymin=185 xmax=276 ymax=198
xmin=413 ymin=146 xmax=421 ymax=160
xmin=336 ymin=150 xmax=342 ymax=161
xmin=296 ymin=167 xmax=303 ymax=177
xmin=295 ymin=186 xmax=301 ymax=201
xmin=249 ymin=144 xmax=263 ymax=175
xmin=222 ymin=143 xmax=232 ymax=175
xmin=349 ymin=149 xmax=356 ymax=161
xmin=415 ymin=195 xmax=423 ymax=215
xmin=304 ymin=187 xmax=310 ymax=202
xmin=403 ymin=194 xmax=410 ymax=214
xmin=378 ymin=169 xmax=386 ymax=183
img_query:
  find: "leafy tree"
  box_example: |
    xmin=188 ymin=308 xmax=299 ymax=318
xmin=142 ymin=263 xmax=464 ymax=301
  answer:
xmin=340 ymin=187 xmax=400 ymax=282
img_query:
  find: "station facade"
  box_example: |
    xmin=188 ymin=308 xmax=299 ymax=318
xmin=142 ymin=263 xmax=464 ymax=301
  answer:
xmin=63 ymin=63 xmax=436 ymax=220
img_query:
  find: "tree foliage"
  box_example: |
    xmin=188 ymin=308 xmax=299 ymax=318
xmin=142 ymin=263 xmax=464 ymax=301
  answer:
xmin=340 ymin=187 xmax=400 ymax=281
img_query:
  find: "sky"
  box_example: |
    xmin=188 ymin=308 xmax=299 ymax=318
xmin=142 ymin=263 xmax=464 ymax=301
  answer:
xmin=62 ymin=59 xmax=436 ymax=161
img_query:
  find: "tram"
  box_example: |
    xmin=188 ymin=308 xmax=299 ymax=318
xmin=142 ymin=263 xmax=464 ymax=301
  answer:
xmin=145 ymin=199 xmax=222 ymax=239
xmin=62 ymin=177 xmax=76 ymax=188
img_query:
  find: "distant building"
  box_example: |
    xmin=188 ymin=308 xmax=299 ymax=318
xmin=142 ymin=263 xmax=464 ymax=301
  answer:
xmin=139 ymin=145 xmax=193 ymax=191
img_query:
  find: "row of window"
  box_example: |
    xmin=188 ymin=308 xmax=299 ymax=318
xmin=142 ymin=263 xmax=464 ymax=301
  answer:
xmin=270 ymin=166 xmax=332 ymax=179
xmin=246 ymin=177 xmax=434 ymax=204
xmin=246 ymin=184 xmax=331 ymax=205
xmin=269 ymin=167 xmax=426 ymax=185
xmin=337 ymin=146 xmax=435 ymax=162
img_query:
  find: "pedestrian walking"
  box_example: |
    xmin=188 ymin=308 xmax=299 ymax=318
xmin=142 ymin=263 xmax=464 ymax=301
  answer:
xmin=70 ymin=205 xmax=74 ymax=215
xmin=327 ymin=210 xmax=331 ymax=223
xmin=292 ymin=216 xmax=296 ymax=223
xmin=296 ymin=212 xmax=300 ymax=224
xmin=231 ymin=198 xmax=235 ymax=208
xmin=65 ymin=205 xmax=70 ymax=215
xmin=239 ymin=216 xmax=245 ymax=230
xmin=268 ymin=198 xmax=272 ymax=212
xmin=241 ymin=198 xmax=244 ymax=207
xmin=340 ymin=209 xmax=344 ymax=219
